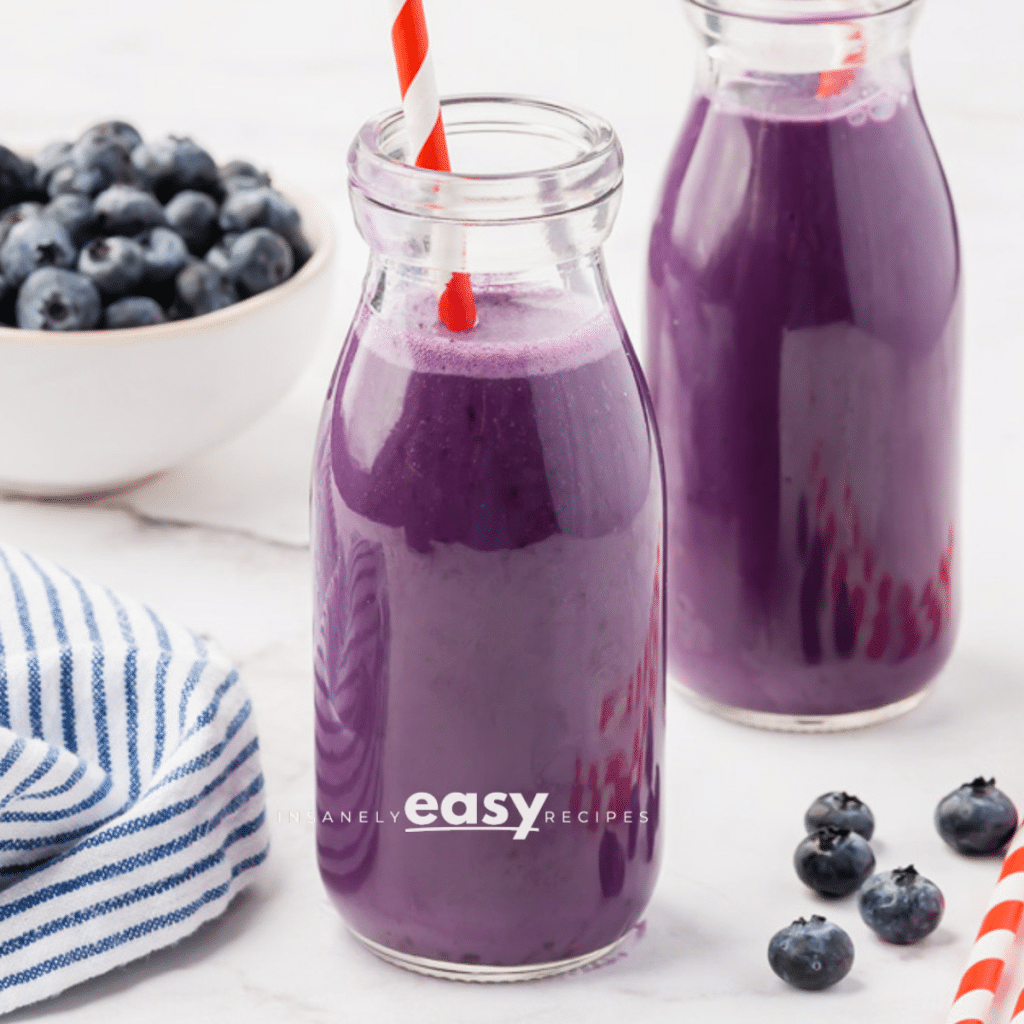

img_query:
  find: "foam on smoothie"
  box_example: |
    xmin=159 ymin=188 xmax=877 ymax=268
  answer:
xmin=358 ymin=288 xmax=621 ymax=380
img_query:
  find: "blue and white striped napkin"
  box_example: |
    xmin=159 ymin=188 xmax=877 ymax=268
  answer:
xmin=0 ymin=544 xmax=269 ymax=1014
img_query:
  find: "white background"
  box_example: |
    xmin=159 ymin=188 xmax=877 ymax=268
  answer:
xmin=0 ymin=0 xmax=1023 ymax=1021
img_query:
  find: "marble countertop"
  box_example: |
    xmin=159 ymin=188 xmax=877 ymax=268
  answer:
xmin=2 ymin=0 xmax=1023 ymax=1020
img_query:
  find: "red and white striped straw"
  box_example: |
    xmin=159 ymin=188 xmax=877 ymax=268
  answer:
xmin=946 ymin=822 xmax=1024 ymax=1024
xmin=387 ymin=0 xmax=476 ymax=331
xmin=1011 ymin=984 xmax=1024 ymax=1024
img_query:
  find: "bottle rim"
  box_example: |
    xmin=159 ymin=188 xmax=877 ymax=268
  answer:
xmin=348 ymin=94 xmax=623 ymax=225
xmin=684 ymin=0 xmax=918 ymax=24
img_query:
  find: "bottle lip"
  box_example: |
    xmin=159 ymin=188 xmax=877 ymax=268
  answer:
xmin=348 ymin=94 xmax=623 ymax=224
xmin=685 ymin=0 xmax=918 ymax=24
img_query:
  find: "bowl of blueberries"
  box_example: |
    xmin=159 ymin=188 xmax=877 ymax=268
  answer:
xmin=0 ymin=119 xmax=335 ymax=496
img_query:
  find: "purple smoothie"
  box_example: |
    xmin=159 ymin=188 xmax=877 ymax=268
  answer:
xmin=647 ymin=90 xmax=960 ymax=717
xmin=312 ymin=287 xmax=664 ymax=968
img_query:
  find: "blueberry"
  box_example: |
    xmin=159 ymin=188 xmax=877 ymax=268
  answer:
xmin=129 ymin=137 xmax=175 ymax=196
xmin=204 ymin=232 xmax=239 ymax=274
xmin=290 ymin=230 xmax=313 ymax=270
xmin=219 ymin=159 xmax=271 ymax=186
xmin=103 ymin=295 xmax=166 ymax=329
xmin=45 ymin=162 xmax=80 ymax=198
xmin=768 ymin=915 xmax=854 ymax=991
xmin=936 ymin=777 xmax=1018 ymax=855
xmin=174 ymin=260 xmax=238 ymax=317
xmin=218 ymin=186 xmax=301 ymax=240
xmin=137 ymin=226 xmax=189 ymax=282
xmin=228 ymin=227 xmax=293 ymax=296
xmin=0 ymin=146 xmax=34 ymax=208
xmin=16 ymin=268 xmax=101 ymax=331
xmin=132 ymin=136 xmax=219 ymax=202
xmin=76 ymin=121 xmax=143 ymax=154
xmin=805 ymin=792 xmax=875 ymax=841
xmin=43 ymin=194 xmax=97 ymax=246
xmin=164 ymin=189 xmax=219 ymax=254
xmin=0 ymin=202 xmax=43 ymax=248
xmin=0 ymin=273 xmax=15 ymax=325
xmin=93 ymin=185 xmax=166 ymax=237
xmin=858 ymin=865 xmax=944 ymax=944
xmin=78 ymin=237 xmax=146 ymax=296
xmin=32 ymin=141 xmax=72 ymax=193
xmin=168 ymin=139 xmax=220 ymax=197
xmin=0 ymin=218 xmax=76 ymax=287
xmin=59 ymin=133 xmax=136 ymax=197
xmin=794 ymin=826 xmax=875 ymax=898
xmin=219 ymin=161 xmax=272 ymax=195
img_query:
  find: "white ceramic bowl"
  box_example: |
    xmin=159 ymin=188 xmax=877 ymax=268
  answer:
xmin=0 ymin=184 xmax=335 ymax=497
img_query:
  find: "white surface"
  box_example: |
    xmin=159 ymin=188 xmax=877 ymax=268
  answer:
xmin=0 ymin=0 xmax=1022 ymax=1021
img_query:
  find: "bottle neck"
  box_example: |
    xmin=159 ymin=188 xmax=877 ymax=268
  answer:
xmin=686 ymin=0 xmax=920 ymax=118
xmin=348 ymin=96 xmax=624 ymax=276
xmin=359 ymin=250 xmax=618 ymax=331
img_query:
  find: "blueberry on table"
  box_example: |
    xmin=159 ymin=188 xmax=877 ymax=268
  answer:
xmin=16 ymin=268 xmax=101 ymax=330
xmin=858 ymin=865 xmax=944 ymax=944
xmin=0 ymin=218 xmax=76 ymax=287
xmin=137 ymin=226 xmax=189 ymax=282
xmin=174 ymin=260 xmax=238 ymax=317
xmin=104 ymin=295 xmax=166 ymax=329
xmin=78 ymin=237 xmax=146 ymax=296
xmin=805 ymin=791 xmax=875 ymax=840
xmin=935 ymin=777 xmax=1018 ymax=855
xmin=93 ymin=185 xmax=166 ymax=237
xmin=228 ymin=228 xmax=293 ymax=296
xmin=794 ymin=826 xmax=875 ymax=898
xmin=768 ymin=916 xmax=854 ymax=991
xmin=164 ymin=189 xmax=219 ymax=254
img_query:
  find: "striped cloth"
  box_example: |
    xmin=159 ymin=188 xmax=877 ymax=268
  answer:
xmin=0 ymin=544 xmax=268 ymax=1014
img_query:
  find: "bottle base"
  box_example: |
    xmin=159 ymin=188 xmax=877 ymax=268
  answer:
xmin=349 ymin=929 xmax=630 ymax=982
xmin=673 ymin=681 xmax=929 ymax=733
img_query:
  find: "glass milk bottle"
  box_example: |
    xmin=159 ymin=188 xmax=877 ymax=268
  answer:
xmin=313 ymin=97 xmax=665 ymax=979
xmin=647 ymin=0 xmax=961 ymax=730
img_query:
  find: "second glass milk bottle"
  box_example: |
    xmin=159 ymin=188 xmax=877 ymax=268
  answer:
xmin=647 ymin=0 xmax=961 ymax=730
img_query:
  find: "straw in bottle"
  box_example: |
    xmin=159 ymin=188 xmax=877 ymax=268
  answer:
xmin=388 ymin=0 xmax=477 ymax=331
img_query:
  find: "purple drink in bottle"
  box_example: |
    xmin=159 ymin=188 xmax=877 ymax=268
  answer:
xmin=647 ymin=0 xmax=960 ymax=729
xmin=314 ymin=97 xmax=665 ymax=979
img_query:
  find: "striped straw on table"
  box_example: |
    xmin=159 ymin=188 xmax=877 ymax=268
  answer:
xmin=946 ymin=822 xmax=1024 ymax=1024
xmin=387 ymin=0 xmax=476 ymax=331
